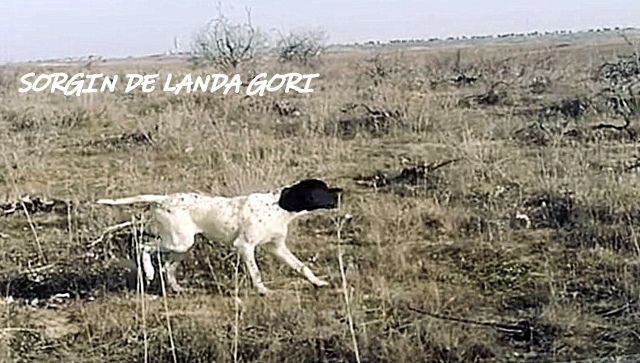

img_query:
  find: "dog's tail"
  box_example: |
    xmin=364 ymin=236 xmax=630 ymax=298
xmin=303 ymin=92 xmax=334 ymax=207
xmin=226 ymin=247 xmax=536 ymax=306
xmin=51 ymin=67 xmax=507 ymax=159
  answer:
xmin=96 ymin=194 xmax=168 ymax=206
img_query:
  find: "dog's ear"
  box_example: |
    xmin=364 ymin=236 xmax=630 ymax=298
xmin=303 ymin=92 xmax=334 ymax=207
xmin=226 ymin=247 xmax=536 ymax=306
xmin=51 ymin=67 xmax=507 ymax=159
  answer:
xmin=280 ymin=187 xmax=291 ymax=199
xmin=278 ymin=187 xmax=297 ymax=212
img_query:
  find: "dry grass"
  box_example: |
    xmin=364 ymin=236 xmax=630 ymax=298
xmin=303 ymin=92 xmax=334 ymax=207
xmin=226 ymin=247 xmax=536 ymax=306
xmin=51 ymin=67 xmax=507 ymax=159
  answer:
xmin=2 ymin=35 xmax=640 ymax=362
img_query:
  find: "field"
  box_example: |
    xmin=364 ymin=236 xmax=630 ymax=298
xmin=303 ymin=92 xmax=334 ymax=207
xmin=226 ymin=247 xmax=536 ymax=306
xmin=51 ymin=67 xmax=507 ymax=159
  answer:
xmin=2 ymin=33 xmax=640 ymax=362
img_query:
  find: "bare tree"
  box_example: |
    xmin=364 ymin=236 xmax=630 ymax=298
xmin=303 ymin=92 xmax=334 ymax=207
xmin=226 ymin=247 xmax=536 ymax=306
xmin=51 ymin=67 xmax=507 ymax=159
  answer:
xmin=190 ymin=8 xmax=266 ymax=69
xmin=275 ymin=28 xmax=328 ymax=65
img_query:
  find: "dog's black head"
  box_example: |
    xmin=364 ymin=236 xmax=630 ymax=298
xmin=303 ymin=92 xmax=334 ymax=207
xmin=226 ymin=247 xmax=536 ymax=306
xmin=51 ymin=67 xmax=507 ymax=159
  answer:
xmin=278 ymin=179 xmax=343 ymax=213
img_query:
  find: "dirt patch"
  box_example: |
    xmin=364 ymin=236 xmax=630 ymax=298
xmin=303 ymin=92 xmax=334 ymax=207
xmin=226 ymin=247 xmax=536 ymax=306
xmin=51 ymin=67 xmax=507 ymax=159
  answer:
xmin=459 ymin=81 xmax=512 ymax=107
xmin=459 ymin=187 xmax=640 ymax=254
xmin=0 ymin=260 xmax=136 ymax=303
xmin=561 ymin=224 xmax=637 ymax=252
xmin=0 ymin=223 xmax=177 ymax=304
xmin=328 ymin=103 xmax=406 ymax=139
xmin=83 ymin=128 xmax=156 ymax=152
xmin=406 ymin=305 xmax=558 ymax=358
xmin=454 ymin=182 xmax=523 ymax=237
xmin=1 ymin=196 xmax=72 ymax=217
xmin=519 ymin=191 xmax=640 ymax=253
xmin=354 ymin=159 xmax=459 ymax=197
xmin=523 ymin=191 xmax=576 ymax=229
xmin=497 ymin=317 xmax=560 ymax=355
xmin=297 ymin=212 xmax=362 ymax=242
xmin=452 ymin=245 xmax=536 ymax=293
xmin=500 ymin=292 xmax=548 ymax=314
xmin=540 ymin=97 xmax=592 ymax=120
xmin=554 ymin=250 xmax=639 ymax=315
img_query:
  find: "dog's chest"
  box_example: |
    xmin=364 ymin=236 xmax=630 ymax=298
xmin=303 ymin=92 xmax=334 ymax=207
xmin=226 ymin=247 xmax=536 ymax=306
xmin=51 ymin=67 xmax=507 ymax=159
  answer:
xmin=241 ymin=193 xmax=296 ymax=235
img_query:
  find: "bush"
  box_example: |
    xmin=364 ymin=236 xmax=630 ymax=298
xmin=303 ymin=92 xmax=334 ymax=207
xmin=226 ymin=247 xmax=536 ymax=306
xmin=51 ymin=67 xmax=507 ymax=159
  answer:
xmin=275 ymin=28 xmax=327 ymax=65
xmin=190 ymin=9 xmax=267 ymax=69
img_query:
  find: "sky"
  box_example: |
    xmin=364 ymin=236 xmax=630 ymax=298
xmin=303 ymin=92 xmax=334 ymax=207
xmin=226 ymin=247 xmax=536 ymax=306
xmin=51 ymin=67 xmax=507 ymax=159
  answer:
xmin=0 ymin=0 xmax=639 ymax=62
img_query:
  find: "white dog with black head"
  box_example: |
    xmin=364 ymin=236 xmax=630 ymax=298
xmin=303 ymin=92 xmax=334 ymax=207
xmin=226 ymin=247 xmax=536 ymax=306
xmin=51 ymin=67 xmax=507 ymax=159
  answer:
xmin=97 ymin=179 xmax=343 ymax=295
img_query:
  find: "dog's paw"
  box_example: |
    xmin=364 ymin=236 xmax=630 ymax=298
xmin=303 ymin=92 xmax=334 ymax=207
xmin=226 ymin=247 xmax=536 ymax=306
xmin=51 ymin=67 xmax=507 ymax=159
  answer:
xmin=312 ymin=279 xmax=330 ymax=288
xmin=145 ymin=278 xmax=154 ymax=290
xmin=169 ymin=285 xmax=185 ymax=294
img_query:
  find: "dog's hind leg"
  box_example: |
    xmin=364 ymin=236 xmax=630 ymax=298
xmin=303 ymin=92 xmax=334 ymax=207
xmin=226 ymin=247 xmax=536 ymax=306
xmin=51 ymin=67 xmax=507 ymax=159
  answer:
xmin=235 ymin=239 xmax=270 ymax=295
xmin=164 ymin=252 xmax=186 ymax=293
xmin=141 ymin=245 xmax=155 ymax=283
xmin=152 ymin=209 xmax=197 ymax=293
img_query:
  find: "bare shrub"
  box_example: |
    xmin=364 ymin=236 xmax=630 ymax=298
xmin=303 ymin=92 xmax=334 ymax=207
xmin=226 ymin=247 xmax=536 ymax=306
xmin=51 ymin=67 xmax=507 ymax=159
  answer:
xmin=189 ymin=9 xmax=266 ymax=69
xmin=2 ymin=105 xmax=106 ymax=132
xmin=0 ymin=69 xmax=17 ymax=96
xmin=275 ymin=28 xmax=327 ymax=65
xmin=357 ymin=54 xmax=406 ymax=87
xmin=594 ymin=52 xmax=640 ymax=85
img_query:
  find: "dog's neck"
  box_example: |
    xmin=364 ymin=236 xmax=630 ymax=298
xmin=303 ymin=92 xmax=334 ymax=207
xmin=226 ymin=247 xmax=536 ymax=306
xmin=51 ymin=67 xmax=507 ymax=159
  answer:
xmin=270 ymin=188 xmax=315 ymax=222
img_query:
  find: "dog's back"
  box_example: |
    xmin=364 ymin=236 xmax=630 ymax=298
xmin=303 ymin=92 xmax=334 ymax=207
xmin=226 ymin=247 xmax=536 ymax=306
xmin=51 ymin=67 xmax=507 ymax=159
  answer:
xmin=97 ymin=194 xmax=168 ymax=206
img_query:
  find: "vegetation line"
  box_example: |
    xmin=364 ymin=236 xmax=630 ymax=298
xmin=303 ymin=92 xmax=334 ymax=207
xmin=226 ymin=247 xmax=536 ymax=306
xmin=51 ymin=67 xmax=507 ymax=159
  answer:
xmin=0 ymin=152 xmax=47 ymax=264
xmin=407 ymin=306 xmax=527 ymax=335
xmin=336 ymin=204 xmax=361 ymax=363
xmin=157 ymin=249 xmax=178 ymax=363
xmin=134 ymin=216 xmax=149 ymax=363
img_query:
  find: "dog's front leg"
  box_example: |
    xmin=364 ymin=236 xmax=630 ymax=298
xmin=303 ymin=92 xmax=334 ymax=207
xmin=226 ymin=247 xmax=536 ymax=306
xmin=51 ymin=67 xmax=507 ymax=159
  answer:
xmin=270 ymin=238 xmax=329 ymax=288
xmin=141 ymin=246 xmax=155 ymax=283
xmin=235 ymin=241 xmax=270 ymax=295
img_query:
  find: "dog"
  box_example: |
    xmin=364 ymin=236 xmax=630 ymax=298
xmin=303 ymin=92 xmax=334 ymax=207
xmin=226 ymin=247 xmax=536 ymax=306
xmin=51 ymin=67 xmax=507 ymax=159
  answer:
xmin=97 ymin=179 xmax=343 ymax=295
